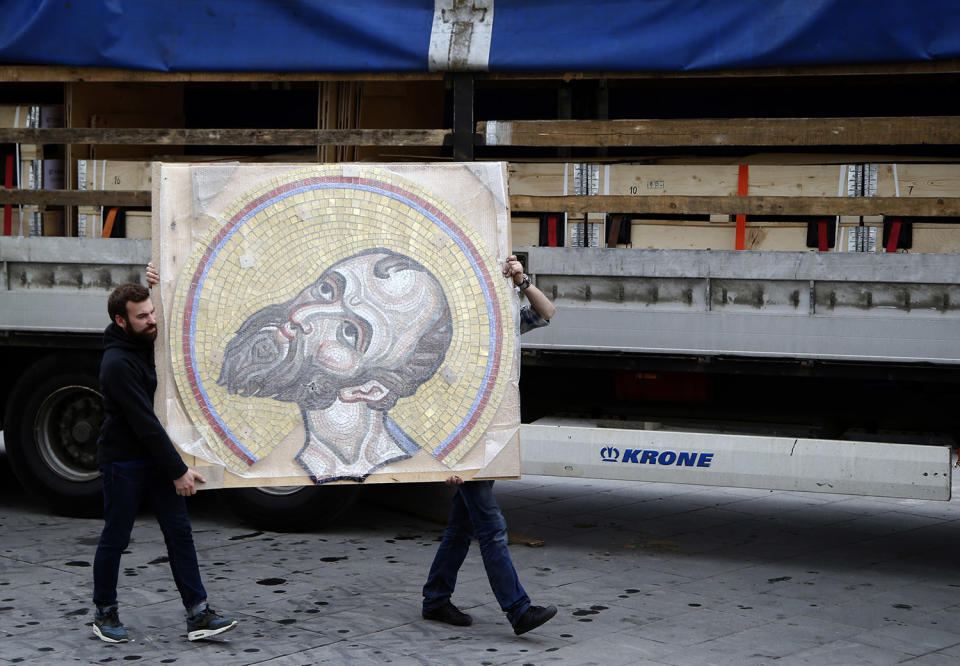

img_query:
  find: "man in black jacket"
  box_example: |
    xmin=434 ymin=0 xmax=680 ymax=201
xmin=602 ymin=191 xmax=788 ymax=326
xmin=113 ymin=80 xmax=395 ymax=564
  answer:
xmin=92 ymin=283 xmax=238 ymax=643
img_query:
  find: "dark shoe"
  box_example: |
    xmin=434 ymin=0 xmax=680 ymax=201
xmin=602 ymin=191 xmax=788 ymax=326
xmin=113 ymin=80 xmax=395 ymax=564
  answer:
xmin=422 ymin=601 xmax=473 ymax=626
xmin=512 ymin=604 xmax=557 ymax=635
xmin=93 ymin=606 xmax=129 ymax=643
xmin=186 ymin=607 xmax=238 ymax=641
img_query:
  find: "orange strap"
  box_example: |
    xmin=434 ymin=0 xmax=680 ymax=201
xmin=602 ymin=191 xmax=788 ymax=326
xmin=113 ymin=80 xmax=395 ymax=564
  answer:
xmin=101 ymin=207 xmax=119 ymax=238
xmin=735 ymin=164 xmax=748 ymax=250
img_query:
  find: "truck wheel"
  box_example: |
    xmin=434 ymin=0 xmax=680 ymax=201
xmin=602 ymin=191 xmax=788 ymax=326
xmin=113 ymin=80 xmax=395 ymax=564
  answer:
xmin=4 ymin=355 xmax=104 ymax=517
xmin=223 ymin=484 xmax=363 ymax=531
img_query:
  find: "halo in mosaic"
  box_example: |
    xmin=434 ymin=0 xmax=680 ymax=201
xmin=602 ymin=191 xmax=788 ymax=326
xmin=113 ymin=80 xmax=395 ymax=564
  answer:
xmin=168 ymin=165 xmax=515 ymax=475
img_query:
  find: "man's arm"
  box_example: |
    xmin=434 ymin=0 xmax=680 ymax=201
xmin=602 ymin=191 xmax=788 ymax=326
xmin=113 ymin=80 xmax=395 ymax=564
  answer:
xmin=519 ymin=282 xmax=555 ymax=322
xmin=503 ymin=254 xmax=556 ymax=321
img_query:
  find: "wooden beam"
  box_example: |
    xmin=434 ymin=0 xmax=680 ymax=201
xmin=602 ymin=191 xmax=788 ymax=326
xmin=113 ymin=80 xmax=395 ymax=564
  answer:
xmin=0 ymin=127 xmax=450 ymax=147
xmin=480 ymin=117 xmax=960 ymax=147
xmin=5 ymin=58 xmax=960 ymax=83
xmin=0 ymin=190 xmax=150 ymax=206
xmin=483 ymin=58 xmax=960 ymax=80
xmin=510 ymin=194 xmax=960 ymax=217
xmin=6 ymin=191 xmax=960 ymax=217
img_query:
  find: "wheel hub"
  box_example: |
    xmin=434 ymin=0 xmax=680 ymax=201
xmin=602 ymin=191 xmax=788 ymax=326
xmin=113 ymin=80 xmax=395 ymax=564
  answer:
xmin=34 ymin=385 xmax=103 ymax=483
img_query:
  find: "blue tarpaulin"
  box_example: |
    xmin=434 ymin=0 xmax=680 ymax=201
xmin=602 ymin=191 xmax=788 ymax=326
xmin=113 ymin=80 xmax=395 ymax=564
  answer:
xmin=1 ymin=0 xmax=958 ymax=73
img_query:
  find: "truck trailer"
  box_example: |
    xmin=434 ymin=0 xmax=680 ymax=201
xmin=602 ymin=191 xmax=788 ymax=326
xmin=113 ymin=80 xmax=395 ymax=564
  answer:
xmin=2 ymin=1 xmax=960 ymax=527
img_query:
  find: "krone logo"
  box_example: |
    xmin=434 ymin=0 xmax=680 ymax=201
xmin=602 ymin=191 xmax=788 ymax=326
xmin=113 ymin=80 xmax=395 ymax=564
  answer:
xmin=601 ymin=446 xmax=620 ymax=462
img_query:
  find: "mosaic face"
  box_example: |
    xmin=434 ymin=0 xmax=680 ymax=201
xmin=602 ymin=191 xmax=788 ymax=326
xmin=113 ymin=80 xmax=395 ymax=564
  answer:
xmin=218 ymin=249 xmax=452 ymax=411
xmin=167 ymin=165 xmax=515 ymax=482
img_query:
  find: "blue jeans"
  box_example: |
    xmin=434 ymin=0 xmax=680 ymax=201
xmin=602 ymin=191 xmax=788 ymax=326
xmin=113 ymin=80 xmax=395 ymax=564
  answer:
xmin=422 ymin=480 xmax=531 ymax=625
xmin=93 ymin=460 xmax=206 ymax=611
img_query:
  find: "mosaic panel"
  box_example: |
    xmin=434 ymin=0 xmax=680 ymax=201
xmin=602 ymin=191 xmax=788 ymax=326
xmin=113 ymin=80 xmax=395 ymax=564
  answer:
xmin=164 ymin=165 xmax=516 ymax=484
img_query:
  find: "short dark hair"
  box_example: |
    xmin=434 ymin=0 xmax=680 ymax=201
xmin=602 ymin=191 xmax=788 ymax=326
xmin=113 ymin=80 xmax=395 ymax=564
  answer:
xmin=108 ymin=283 xmax=151 ymax=322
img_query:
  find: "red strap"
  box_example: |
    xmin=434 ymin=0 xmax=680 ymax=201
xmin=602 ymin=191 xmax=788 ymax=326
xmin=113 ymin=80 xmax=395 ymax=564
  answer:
xmin=607 ymin=214 xmax=622 ymax=247
xmin=735 ymin=164 xmax=748 ymax=250
xmin=547 ymin=213 xmax=558 ymax=247
xmin=3 ymin=154 xmax=13 ymax=236
xmin=886 ymin=219 xmax=902 ymax=253
xmin=818 ymin=219 xmax=828 ymax=252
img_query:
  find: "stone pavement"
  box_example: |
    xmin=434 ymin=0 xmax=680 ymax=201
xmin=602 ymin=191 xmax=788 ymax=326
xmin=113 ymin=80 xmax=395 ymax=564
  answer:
xmin=4 ymin=444 xmax=960 ymax=665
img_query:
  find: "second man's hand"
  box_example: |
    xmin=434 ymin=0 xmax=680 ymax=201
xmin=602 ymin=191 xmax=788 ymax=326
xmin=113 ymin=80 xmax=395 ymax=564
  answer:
xmin=503 ymin=254 xmax=525 ymax=286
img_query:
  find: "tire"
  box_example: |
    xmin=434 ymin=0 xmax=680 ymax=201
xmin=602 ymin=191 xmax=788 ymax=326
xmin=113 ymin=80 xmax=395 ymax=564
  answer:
xmin=4 ymin=354 xmax=104 ymax=517
xmin=222 ymin=484 xmax=363 ymax=532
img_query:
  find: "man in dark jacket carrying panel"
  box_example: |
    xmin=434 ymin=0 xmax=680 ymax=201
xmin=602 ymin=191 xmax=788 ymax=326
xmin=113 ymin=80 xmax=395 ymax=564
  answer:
xmin=92 ymin=283 xmax=238 ymax=643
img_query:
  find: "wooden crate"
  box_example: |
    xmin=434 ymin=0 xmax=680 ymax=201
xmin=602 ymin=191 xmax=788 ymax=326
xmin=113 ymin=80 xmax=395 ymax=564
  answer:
xmin=508 ymin=161 xmax=960 ymax=253
xmin=511 ymin=216 xmax=540 ymax=246
xmin=4 ymin=204 xmax=34 ymax=236
xmin=77 ymin=159 xmax=152 ymax=191
xmin=511 ymin=162 xmax=960 ymax=198
xmin=124 ymin=210 xmax=151 ymax=239
xmin=19 ymin=157 xmax=64 ymax=190
xmin=0 ymin=104 xmax=63 ymax=128
xmin=77 ymin=205 xmax=101 ymax=238
xmin=10 ymin=206 xmax=65 ymax=237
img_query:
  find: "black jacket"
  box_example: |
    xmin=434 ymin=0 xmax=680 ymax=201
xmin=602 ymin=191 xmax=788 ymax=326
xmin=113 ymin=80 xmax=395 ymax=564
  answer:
xmin=97 ymin=322 xmax=188 ymax=480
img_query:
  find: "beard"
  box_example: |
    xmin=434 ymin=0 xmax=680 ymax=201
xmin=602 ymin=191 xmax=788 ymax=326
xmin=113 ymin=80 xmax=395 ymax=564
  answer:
xmin=126 ymin=324 xmax=158 ymax=344
xmin=218 ymin=306 xmax=344 ymax=411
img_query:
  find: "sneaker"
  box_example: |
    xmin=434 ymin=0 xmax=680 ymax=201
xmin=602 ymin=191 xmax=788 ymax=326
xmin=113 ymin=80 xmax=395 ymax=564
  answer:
xmin=93 ymin=607 xmax=129 ymax=643
xmin=512 ymin=604 xmax=557 ymax=635
xmin=422 ymin=600 xmax=473 ymax=626
xmin=186 ymin=607 xmax=238 ymax=641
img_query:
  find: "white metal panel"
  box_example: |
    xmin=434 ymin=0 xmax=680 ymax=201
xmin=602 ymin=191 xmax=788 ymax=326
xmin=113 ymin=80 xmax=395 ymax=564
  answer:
xmin=520 ymin=423 xmax=951 ymax=500
xmin=521 ymin=306 xmax=960 ymax=364
xmin=0 ymin=292 xmax=110 ymax=332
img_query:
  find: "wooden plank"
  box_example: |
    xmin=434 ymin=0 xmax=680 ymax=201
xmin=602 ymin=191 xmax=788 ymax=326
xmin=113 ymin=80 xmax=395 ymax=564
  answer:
xmin=607 ymin=164 xmax=849 ymax=197
xmin=0 ymin=189 xmax=150 ymax=206
xmin=0 ymin=127 xmax=450 ymax=146
xmin=510 ymin=194 xmax=960 ymax=217
xmin=509 ymin=163 xmax=855 ymax=198
xmin=480 ymin=117 xmax=960 ymax=147
xmin=882 ymin=164 xmax=960 ymax=197
xmin=511 ymin=162 xmax=960 ymax=202
xmin=9 ymin=188 xmax=960 ymax=215
xmin=483 ymin=58 xmax=960 ymax=80
xmin=78 ymin=160 xmax=152 ymax=191
xmin=7 ymin=59 xmax=960 ymax=83
xmin=911 ymin=224 xmax=960 ymax=253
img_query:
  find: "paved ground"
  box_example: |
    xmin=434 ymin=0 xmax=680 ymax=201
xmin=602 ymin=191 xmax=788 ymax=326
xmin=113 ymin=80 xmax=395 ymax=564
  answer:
xmin=4 ymin=442 xmax=960 ymax=665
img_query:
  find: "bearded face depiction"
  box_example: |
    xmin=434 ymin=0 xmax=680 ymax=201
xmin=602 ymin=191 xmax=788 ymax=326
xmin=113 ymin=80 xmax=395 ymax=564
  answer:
xmin=218 ymin=249 xmax=453 ymax=482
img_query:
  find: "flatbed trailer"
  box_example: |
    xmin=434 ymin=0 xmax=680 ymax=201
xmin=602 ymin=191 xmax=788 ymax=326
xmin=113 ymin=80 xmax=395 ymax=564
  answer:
xmin=3 ymin=2 xmax=960 ymax=527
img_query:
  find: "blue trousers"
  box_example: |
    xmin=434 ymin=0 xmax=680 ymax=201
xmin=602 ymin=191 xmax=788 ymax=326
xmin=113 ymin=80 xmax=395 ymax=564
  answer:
xmin=422 ymin=480 xmax=531 ymax=625
xmin=93 ymin=460 xmax=206 ymax=611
